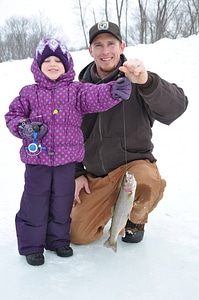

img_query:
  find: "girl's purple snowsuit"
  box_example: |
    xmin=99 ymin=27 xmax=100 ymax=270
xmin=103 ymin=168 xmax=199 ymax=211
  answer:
xmin=5 ymin=53 xmax=121 ymax=166
xmin=5 ymin=50 xmax=122 ymax=256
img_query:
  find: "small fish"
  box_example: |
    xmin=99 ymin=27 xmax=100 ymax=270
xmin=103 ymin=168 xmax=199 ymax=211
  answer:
xmin=104 ymin=172 xmax=137 ymax=253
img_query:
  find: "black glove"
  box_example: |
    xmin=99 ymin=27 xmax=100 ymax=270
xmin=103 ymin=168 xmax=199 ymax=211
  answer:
xmin=18 ymin=122 xmax=48 ymax=141
xmin=111 ymin=77 xmax=132 ymax=100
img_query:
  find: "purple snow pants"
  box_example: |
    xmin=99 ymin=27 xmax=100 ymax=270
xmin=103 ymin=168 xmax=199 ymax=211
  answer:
xmin=15 ymin=163 xmax=75 ymax=255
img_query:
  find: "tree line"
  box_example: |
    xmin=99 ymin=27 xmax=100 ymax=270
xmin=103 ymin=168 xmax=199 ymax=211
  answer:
xmin=0 ymin=0 xmax=199 ymax=63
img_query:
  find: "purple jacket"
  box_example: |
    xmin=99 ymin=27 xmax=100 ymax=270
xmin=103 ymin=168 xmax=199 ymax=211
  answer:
xmin=5 ymin=52 xmax=121 ymax=166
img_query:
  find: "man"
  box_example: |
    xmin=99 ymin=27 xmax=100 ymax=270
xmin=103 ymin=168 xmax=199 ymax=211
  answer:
xmin=70 ymin=20 xmax=188 ymax=245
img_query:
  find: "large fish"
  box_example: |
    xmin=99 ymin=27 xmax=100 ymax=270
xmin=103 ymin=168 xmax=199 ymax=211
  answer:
xmin=104 ymin=172 xmax=137 ymax=253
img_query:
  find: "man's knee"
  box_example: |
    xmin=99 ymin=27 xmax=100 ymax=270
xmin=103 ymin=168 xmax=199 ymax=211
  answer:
xmin=70 ymin=220 xmax=103 ymax=245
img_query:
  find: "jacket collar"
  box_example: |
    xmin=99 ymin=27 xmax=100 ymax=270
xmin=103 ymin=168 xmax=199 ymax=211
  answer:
xmin=78 ymin=54 xmax=127 ymax=84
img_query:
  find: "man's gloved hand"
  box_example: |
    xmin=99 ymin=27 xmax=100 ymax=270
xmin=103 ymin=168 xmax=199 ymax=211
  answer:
xmin=18 ymin=122 xmax=48 ymax=141
xmin=111 ymin=77 xmax=132 ymax=100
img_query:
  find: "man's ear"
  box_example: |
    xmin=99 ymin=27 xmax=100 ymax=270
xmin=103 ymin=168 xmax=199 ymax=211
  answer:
xmin=88 ymin=46 xmax=93 ymax=57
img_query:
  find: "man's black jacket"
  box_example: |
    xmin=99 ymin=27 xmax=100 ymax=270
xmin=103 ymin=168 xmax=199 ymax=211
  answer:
xmin=75 ymin=54 xmax=188 ymax=177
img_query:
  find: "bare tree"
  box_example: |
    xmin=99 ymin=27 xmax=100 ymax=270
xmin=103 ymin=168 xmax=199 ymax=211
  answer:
xmin=0 ymin=14 xmax=62 ymax=62
xmin=71 ymin=0 xmax=199 ymax=46
xmin=1 ymin=0 xmax=198 ymax=60
xmin=76 ymin=0 xmax=90 ymax=48
xmin=153 ymin=0 xmax=181 ymax=41
xmin=115 ymin=0 xmax=125 ymax=29
xmin=183 ymin=0 xmax=199 ymax=36
xmin=104 ymin=0 xmax=109 ymax=20
xmin=124 ymin=0 xmax=129 ymax=45
xmin=137 ymin=0 xmax=148 ymax=43
xmin=132 ymin=0 xmax=182 ymax=44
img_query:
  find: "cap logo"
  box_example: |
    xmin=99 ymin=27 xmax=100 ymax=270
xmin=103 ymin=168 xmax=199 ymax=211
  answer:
xmin=98 ymin=21 xmax=109 ymax=30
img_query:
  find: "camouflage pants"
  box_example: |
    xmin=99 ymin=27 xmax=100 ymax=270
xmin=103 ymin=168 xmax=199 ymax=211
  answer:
xmin=70 ymin=160 xmax=166 ymax=245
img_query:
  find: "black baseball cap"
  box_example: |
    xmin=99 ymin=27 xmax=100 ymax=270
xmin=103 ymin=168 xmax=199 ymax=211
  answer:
xmin=89 ymin=21 xmax=122 ymax=44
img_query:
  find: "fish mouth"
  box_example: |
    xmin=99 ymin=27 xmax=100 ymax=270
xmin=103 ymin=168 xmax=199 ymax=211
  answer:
xmin=124 ymin=186 xmax=133 ymax=193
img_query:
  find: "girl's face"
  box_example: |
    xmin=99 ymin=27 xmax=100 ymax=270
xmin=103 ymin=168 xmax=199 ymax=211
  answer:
xmin=41 ymin=56 xmax=65 ymax=80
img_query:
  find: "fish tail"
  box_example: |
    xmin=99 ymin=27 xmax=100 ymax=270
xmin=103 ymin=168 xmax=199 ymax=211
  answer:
xmin=103 ymin=238 xmax=117 ymax=253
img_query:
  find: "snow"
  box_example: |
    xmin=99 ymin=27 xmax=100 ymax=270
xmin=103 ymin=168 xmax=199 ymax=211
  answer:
xmin=0 ymin=35 xmax=199 ymax=300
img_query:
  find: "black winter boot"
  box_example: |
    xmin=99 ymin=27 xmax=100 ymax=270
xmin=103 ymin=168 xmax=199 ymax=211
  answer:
xmin=55 ymin=246 xmax=73 ymax=257
xmin=26 ymin=253 xmax=44 ymax=266
xmin=122 ymin=220 xmax=145 ymax=243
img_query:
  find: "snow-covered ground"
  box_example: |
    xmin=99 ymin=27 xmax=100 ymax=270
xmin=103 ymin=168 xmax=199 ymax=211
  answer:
xmin=0 ymin=35 xmax=199 ymax=300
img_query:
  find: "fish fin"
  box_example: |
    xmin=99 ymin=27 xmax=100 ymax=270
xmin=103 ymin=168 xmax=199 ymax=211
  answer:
xmin=103 ymin=238 xmax=110 ymax=248
xmin=103 ymin=238 xmax=117 ymax=253
xmin=119 ymin=228 xmax=125 ymax=237
xmin=111 ymin=205 xmax=115 ymax=216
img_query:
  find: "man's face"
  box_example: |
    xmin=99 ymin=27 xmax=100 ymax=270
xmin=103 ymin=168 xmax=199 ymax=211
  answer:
xmin=89 ymin=33 xmax=125 ymax=78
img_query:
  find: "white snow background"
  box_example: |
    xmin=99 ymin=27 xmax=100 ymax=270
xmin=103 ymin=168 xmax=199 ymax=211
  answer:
xmin=0 ymin=35 xmax=199 ymax=300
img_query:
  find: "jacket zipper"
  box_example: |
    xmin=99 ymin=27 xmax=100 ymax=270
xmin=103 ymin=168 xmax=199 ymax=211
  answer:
xmin=50 ymin=89 xmax=56 ymax=164
xmin=98 ymin=113 xmax=107 ymax=175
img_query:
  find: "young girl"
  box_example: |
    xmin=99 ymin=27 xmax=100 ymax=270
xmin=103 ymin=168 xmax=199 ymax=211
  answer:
xmin=5 ymin=38 xmax=131 ymax=266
